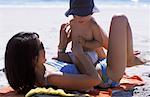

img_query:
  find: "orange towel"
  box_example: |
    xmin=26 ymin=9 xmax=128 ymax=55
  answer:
xmin=0 ymin=87 xmax=23 ymax=97
xmin=88 ymin=73 xmax=144 ymax=97
xmin=0 ymin=73 xmax=144 ymax=97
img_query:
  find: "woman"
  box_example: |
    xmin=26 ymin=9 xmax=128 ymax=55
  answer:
xmin=5 ymin=15 xmax=146 ymax=94
xmin=5 ymin=32 xmax=46 ymax=94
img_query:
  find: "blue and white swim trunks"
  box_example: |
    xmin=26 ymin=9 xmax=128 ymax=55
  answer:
xmin=46 ymin=58 xmax=119 ymax=87
xmin=97 ymin=59 xmax=119 ymax=87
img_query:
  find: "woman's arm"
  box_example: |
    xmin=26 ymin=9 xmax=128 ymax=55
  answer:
xmin=47 ymin=72 xmax=101 ymax=90
xmin=58 ymin=23 xmax=72 ymax=50
xmin=49 ymin=41 xmax=102 ymax=90
xmin=53 ymin=23 xmax=72 ymax=63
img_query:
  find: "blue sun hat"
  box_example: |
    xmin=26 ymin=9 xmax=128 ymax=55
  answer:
xmin=65 ymin=0 xmax=99 ymax=17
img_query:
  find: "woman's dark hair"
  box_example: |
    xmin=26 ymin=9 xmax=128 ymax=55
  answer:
xmin=5 ymin=32 xmax=40 ymax=94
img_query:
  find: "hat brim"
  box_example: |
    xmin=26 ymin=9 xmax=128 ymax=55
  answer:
xmin=65 ymin=6 xmax=99 ymax=17
xmin=93 ymin=6 xmax=99 ymax=13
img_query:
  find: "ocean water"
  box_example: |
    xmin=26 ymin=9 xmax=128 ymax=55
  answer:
xmin=0 ymin=0 xmax=150 ymax=88
xmin=0 ymin=0 xmax=150 ymax=6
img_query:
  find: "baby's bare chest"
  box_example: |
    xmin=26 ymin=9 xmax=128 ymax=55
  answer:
xmin=71 ymin=26 xmax=93 ymax=41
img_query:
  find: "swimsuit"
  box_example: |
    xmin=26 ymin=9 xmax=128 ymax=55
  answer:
xmin=68 ymin=51 xmax=98 ymax=64
xmin=45 ymin=59 xmax=80 ymax=74
xmin=98 ymin=59 xmax=119 ymax=87
xmin=45 ymin=59 xmax=119 ymax=87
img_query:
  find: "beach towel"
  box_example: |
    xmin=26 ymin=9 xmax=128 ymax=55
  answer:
xmin=0 ymin=73 xmax=144 ymax=97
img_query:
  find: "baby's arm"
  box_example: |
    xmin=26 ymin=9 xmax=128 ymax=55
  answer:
xmin=91 ymin=23 xmax=108 ymax=58
xmin=79 ymin=21 xmax=107 ymax=58
xmin=80 ymin=22 xmax=103 ymax=50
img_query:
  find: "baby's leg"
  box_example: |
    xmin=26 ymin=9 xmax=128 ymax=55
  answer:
xmin=106 ymin=15 xmax=128 ymax=82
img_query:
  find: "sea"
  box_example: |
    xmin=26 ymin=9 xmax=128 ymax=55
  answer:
xmin=0 ymin=0 xmax=150 ymax=88
xmin=0 ymin=0 xmax=150 ymax=6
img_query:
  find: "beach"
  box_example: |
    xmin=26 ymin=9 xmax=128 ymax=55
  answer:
xmin=0 ymin=4 xmax=150 ymax=97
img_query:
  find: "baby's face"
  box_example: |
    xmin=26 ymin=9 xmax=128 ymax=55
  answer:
xmin=74 ymin=15 xmax=92 ymax=23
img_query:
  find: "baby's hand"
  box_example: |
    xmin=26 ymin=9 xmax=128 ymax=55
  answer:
xmin=78 ymin=36 xmax=86 ymax=46
xmin=72 ymin=40 xmax=84 ymax=55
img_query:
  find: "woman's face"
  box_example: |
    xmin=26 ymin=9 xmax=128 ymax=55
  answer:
xmin=36 ymin=39 xmax=46 ymax=66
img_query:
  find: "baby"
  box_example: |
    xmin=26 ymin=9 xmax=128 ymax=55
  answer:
xmin=65 ymin=0 xmax=107 ymax=65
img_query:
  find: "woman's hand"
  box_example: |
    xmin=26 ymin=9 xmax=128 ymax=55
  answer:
xmin=60 ymin=23 xmax=71 ymax=37
xmin=58 ymin=23 xmax=71 ymax=50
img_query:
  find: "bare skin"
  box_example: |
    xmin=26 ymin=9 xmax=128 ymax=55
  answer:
xmin=70 ymin=15 xmax=102 ymax=51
